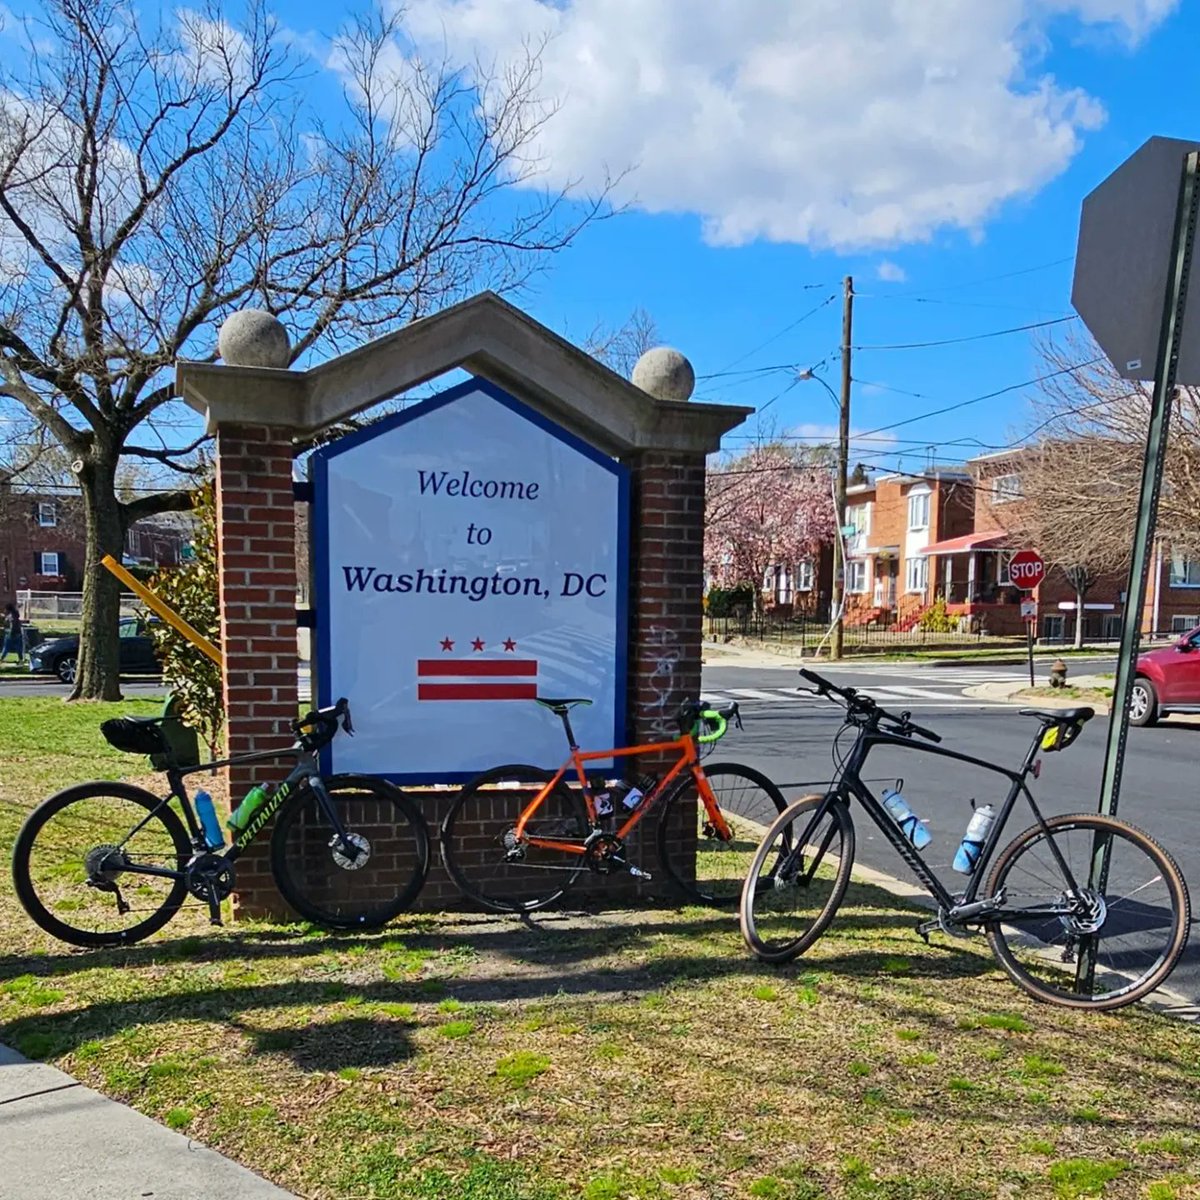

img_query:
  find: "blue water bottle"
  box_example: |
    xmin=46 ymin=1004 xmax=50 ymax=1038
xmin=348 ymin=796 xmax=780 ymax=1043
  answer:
xmin=952 ymin=804 xmax=996 ymax=874
xmin=881 ymin=783 xmax=931 ymax=850
xmin=194 ymin=790 xmax=225 ymax=850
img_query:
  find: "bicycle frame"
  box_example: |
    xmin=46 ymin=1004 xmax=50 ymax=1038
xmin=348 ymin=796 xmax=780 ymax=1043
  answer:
xmin=819 ymin=721 xmax=1087 ymax=917
xmin=114 ymin=743 xmax=356 ymax=883
xmin=512 ymin=733 xmax=732 ymax=855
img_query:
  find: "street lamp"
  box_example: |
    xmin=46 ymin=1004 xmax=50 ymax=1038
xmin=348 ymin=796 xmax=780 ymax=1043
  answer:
xmin=797 ymin=367 xmax=849 ymax=658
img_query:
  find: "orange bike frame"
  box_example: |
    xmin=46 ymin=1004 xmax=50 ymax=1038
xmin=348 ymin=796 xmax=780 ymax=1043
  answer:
xmin=511 ymin=732 xmax=733 ymax=854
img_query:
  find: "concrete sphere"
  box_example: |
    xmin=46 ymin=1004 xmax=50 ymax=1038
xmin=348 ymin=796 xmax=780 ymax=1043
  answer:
xmin=632 ymin=346 xmax=695 ymax=401
xmin=217 ymin=309 xmax=291 ymax=368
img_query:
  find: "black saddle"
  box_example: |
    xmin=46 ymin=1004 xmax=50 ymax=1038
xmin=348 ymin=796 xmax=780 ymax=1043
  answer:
xmin=535 ymin=697 xmax=593 ymax=714
xmin=1019 ymin=707 xmax=1095 ymax=724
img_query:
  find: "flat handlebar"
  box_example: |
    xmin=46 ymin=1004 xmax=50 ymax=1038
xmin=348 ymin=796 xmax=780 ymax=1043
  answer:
xmin=798 ymin=667 xmax=942 ymax=743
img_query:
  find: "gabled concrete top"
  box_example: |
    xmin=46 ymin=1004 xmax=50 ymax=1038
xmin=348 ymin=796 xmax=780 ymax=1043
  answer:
xmin=176 ymin=292 xmax=752 ymax=456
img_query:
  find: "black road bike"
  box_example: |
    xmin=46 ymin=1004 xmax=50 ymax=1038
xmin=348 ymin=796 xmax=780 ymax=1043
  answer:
xmin=12 ymin=699 xmax=430 ymax=948
xmin=739 ymin=669 xmax=1190 ymax=1011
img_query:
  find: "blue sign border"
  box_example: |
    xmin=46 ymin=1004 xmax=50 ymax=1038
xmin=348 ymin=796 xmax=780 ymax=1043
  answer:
xmin=310 ymin=375 xmax=630 ymax=784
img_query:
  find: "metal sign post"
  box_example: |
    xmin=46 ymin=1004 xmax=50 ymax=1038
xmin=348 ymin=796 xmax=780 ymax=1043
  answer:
xmin=1071 ymin=146 xmax=1200 ymax=994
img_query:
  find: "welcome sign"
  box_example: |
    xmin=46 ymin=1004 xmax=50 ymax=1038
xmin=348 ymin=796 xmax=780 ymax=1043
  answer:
xmin=311 ymin=378 xmax=629 ymax=781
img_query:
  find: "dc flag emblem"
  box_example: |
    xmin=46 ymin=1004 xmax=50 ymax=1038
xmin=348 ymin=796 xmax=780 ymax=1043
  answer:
xmin=416 ymin=637 xmax=538 ymax=700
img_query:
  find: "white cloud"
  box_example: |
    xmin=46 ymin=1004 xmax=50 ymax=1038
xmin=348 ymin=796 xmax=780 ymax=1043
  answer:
xmin=876 ymin=261 xmax=907 ymax=283
xmin=393 ymin=0 xmax=1176 ymax=250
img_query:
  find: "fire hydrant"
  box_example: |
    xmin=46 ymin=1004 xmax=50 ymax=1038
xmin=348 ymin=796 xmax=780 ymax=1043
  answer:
xmin=1049 ymin=659 xmax=1068 ymax=689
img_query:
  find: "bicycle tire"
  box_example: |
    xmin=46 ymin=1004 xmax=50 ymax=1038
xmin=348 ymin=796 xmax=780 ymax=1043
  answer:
xmin=739 ymin=793 xmax=856 ymax=963
xmin=441 ymin=763 xmax=589 ymax=913
xmin=985 ymin=813 xmax=1190 ymax=1011
xmin=12 ymin=781 xmax=191 ymax=948
xmin=270 ymin=774 xmax=430 ymax=929
xmin=655 ymin=762 xmax=789 ymax=905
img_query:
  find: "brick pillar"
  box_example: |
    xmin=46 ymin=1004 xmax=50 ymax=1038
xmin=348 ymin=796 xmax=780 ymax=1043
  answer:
xmin=621 ymin=449 xmax=706 ymax=897
xmin=215 ymin=423 xmax=298 ymax=919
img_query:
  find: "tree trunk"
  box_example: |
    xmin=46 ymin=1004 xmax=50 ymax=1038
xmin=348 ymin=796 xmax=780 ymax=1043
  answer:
xmin=1073 ymin=587 xmax=1087 ymax=650
xmin=69 ymin=460 xmax=125 ymax=702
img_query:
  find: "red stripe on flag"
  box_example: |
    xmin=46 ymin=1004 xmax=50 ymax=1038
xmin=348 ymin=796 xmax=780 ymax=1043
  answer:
xmin=417 ymin=659 xmax=537 ymax=677
xmin=418 ymin=683 xmax=538 ymax=701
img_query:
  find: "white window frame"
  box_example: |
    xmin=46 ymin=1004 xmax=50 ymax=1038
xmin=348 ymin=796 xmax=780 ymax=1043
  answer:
xmin=1042 ymin=614 xmax=1066 ymax=642
xmin=1171 ymin=614 xmax=1198 ymax=634
xmin=907 ymin=488 xmax=930 ymax=531
xmin=846 ymin=560 xmax=869 ymax=594
xmin=39 ymin=551 xmax=60 ymax=576
xmin=796 ymin=561 xmax=814 ymax=592
xmin=996 ymin=553 xmax=1011 ymax=587
xmin=992 ymin=474 xmax=1021 ymax=505
xmin=37 ymin=501 xmax=57 ymax=527
xmin=847 ymin=503 xmax=871 ymax=535
xmin=905 ymin=555 xmax=928 ymax=594
xmin=1169 ymin=551 xmax=1200 ymax=588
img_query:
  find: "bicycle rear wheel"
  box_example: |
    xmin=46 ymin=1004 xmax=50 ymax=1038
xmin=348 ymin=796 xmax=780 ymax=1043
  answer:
xmin=985 ymin=813 xmax=1190 ymax=1011
xmin=12 ymin=782 xmax=191 ymax=948
xmin=270 ymin=774 xmax=430 ymax=929
xmin=656 ymin=763 xmax=788 ymax=904
xmin=440 ymin=764 xmax=589 ymax=912
xmin=739 ymin=794 xmax=855 ymax=963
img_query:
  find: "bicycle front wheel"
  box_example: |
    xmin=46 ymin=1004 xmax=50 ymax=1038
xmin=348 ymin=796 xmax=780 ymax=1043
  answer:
xmin=270 ymin=774 xmax=430 ymax=929
xmin=12 ymin=782 xmax=191 ymax=948
xmin=656 ymin=763 xmax=788 ymax=905
xmin=440 ymin=764 xmax=589 ymax=913
xmin=739 ymin=794 xmax=855 ymax=963
xmin=985 ymin=813 xmax=1190 ymax=1011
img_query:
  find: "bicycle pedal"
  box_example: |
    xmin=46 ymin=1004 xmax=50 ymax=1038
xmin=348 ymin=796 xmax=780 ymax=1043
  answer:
xmin=915 ymin=918 xmax=938 ymax=944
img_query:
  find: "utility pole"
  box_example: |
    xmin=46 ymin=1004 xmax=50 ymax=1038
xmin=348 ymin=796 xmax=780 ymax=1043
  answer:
xmin=830 ymin=275 xmax=853 ymax=659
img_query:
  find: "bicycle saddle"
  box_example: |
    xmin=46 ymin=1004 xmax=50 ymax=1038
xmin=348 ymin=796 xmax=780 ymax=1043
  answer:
xmin=535 ymin=697 xmax=593 ymax=712
xmin=1019 ymin=707 xmax=1095 ymax=723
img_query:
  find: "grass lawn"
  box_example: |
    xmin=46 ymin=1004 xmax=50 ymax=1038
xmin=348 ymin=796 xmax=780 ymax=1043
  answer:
xmin=1016 ymin=686 xmax=1115 ymax=708
xmin=3 ymin=699 xmax=1200 ymax=1199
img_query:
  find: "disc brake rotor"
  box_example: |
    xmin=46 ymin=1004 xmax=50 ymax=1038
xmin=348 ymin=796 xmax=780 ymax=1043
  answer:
xmin=330 ymin=832 xmax=371 ymax=870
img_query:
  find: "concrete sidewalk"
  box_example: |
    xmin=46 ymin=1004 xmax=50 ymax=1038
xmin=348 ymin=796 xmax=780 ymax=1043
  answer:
xmin=0 ymin=1042 xmax=300 ymax=1200
xmin=964 ymin=673 xmax=1115 ymax=708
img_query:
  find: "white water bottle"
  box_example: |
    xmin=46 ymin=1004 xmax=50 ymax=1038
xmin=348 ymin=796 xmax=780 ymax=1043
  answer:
xmin=952 ymin=804 xmax=995 ymax=874
xmin=881 ymin=784 xmax=931 ymax=850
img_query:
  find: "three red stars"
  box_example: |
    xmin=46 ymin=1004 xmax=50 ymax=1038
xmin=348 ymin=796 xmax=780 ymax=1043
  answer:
xmin=440 ymin=637 xmax=519 ymax=652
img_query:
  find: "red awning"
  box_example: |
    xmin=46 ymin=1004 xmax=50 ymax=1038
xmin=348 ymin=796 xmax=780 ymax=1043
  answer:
xmin=919 ymin=531 xmax=1008 ymax=556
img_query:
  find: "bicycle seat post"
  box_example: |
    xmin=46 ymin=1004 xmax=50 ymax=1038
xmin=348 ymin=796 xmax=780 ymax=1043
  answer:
xmin=559 ymin=709 xmax=579 ymax=751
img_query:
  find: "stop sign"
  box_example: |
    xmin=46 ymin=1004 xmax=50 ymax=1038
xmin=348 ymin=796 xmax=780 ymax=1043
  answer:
xmin=1009 ymin=550 xmax=1045 ymax=591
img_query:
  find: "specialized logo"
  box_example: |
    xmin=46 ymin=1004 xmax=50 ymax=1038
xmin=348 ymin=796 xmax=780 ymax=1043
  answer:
xmin=233 ymin=781 xmax=291 ymax=851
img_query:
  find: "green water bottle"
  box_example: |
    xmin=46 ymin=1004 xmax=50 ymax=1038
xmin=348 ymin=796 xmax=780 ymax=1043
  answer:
xmin=227 ymin=783 xmax=271 ymax=833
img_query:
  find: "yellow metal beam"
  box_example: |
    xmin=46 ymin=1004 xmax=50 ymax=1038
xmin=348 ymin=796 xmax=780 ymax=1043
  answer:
xmin=101 ymin=554 xmax=224 ymax=668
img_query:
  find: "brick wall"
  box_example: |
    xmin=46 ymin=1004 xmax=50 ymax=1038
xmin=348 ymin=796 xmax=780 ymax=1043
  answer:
xmin=215 ymin=423 xmax=300 ymax=920
xmin=0 ymin=485 xmax=87 ymax=601
xmin=220 ymin=437 xmax=708 ymax=917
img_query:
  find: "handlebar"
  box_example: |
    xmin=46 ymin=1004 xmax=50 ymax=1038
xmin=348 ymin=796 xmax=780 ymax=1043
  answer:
xmin=293 ymin=697 xmax=354 ymax=752
xmin=798 ymin=667 xmax=942 ymax=743
xmin=677 ymin=698 xmax=743 ymax=742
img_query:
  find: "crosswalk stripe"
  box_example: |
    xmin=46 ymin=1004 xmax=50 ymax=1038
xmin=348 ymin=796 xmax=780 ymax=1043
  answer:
xmin=871 ymin=685 xmax=965 ymax=699
xmin=726 ymin=688 xmax=788 ymax=700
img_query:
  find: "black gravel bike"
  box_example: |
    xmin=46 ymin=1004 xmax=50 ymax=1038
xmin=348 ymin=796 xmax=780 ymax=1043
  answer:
xmin=12 ymin=699 xmax=430 ymax=948
xmin=739 ymin=668 xmax=1190 ymax=1011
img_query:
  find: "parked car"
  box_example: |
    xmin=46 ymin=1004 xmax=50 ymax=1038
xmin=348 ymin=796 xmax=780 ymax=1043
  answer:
xmin=1130 ymin=625 xmax=1200 ymax=726
xmin=28 ymin=616 xmax=162 ymax=684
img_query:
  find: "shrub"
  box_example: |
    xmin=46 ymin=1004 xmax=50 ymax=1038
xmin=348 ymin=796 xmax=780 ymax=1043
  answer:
xmin=148 ymin=484 xmax=223 ymax=754
xmin=705 ymin=583 xmax=755 ymax=618
xmin=918 ymin=596 xmax=958 ymax=633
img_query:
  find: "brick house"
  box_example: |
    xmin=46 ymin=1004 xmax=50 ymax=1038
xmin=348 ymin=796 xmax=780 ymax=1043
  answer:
xmin=0 ymin=473 xmax=190 ymax=606
xmin=842 ymin=468 xmax=975 ymax=628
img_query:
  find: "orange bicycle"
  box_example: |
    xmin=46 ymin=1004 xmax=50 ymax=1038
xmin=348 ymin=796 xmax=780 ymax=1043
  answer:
xmin=440 ymin=697 xmax=788 ymax=912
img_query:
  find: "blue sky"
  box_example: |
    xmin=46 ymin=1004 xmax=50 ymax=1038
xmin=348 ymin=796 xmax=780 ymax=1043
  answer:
xmin=13 ymin=0 xmax=1196 ymax=478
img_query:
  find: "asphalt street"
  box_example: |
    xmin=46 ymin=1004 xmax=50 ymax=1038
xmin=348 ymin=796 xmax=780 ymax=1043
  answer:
xmin=700 ymin=656 xmax=1200 ymax=1014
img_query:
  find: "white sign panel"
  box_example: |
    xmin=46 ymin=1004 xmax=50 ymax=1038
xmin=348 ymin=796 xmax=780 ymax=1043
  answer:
xmin=312 ymin=378 xmax=629 ymax=781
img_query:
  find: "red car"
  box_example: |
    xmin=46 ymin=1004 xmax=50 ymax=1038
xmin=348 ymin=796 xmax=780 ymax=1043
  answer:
xmin=1130 ymin=627 xmax=1200 ymax=726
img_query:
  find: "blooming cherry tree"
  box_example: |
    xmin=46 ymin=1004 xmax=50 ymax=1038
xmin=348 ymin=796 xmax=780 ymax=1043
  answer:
xmin=705 ymin=444 xmax=837 ymax=611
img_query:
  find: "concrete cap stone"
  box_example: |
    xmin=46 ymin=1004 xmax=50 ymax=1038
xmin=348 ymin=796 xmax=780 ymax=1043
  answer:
xmin=218 ymin=309 xmax=291 ymax=369
xmin=632 ymin=347 xmax=695 ymax=402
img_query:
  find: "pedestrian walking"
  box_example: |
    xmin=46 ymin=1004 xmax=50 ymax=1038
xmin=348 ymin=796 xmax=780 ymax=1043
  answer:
xmin=1 ymin=603 xmax=22 ymax=662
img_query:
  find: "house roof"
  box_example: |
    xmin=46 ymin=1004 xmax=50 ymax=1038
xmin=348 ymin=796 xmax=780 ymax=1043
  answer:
xmin=177 ymin=291 xmax=753 ymax=456
xmin=919 ymin=530 xmax=1009 ymax=555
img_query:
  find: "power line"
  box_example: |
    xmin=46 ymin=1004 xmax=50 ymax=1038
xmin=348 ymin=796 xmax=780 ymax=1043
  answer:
xmin=854 ymin=357 xmax=1106 ymax=440
xmin=884 ymin=256 xmax=1074 ymax=300
xmin=705 ymin=291 xmax=837 ymax=377
xmin=852 ymin=315 xmax=1077 ymax=352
